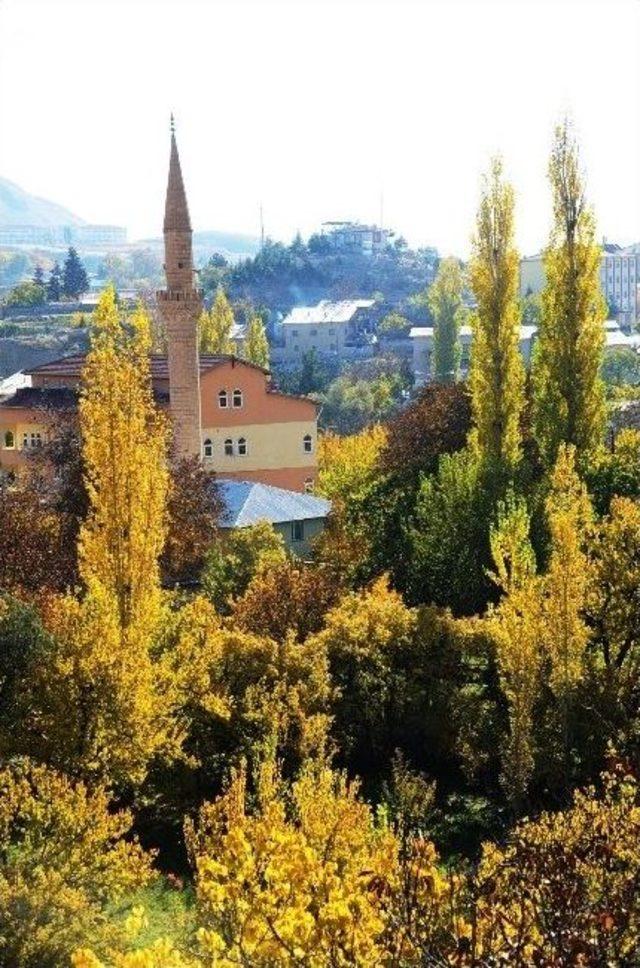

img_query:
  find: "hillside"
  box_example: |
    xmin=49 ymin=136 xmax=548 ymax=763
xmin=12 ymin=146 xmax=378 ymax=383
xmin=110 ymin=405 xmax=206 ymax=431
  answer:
xmin=0 ymin=176 xmax=85 ymax=227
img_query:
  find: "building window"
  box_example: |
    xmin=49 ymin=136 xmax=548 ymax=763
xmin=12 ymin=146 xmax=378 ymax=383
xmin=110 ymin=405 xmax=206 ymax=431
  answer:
xmin=291 ymin=520 xmax=305 ymax=542
xmin=218 ymin=390 xmax=228 ymax=409
xmin=3 ymin=430 xmax=14 ymax=450
xmin=303 ymin=434 xmax=313 ymax=453
xmin=304 ymin=478 xmax=314 ymax=493
xmin=237 ymin=437 xmax=247 ymax=456
xmin=22 ymin=432 xmax=42 ymax=450
xmin=224 ymin=438 xmax=233 ymax=456
xmin=203 ymin=438 xmax=213 ymax=458
xmin=310 ymin=328 xmax=318 ymax=336
xmin=232 ymin=389 xmax=243 ymax=408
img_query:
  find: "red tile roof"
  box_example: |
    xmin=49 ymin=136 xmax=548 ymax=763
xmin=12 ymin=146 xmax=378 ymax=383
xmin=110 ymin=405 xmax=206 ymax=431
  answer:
xmin=25 ymin=353 xmax=268 ymax=380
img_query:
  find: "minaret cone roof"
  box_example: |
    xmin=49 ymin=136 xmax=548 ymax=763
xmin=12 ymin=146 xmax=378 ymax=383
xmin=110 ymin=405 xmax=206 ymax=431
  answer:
xmin=163 ymin=129 xmax=192 ymax=232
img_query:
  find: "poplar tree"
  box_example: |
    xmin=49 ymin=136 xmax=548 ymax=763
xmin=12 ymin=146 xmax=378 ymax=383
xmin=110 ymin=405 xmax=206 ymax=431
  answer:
xmin=427 ymin=257 xmax=463 ymax=383
xmin=469 ymin=158 xmax=525 ymax=475
xmin=244 ymin=313 xmax=270 ymax=368
xmin=79 ymin=286 xmax=169 ymax=635
xmin=533 ymin=120 xmax=606 ymax=468
xmin=199 ymin=286 xmax=234 ymax=354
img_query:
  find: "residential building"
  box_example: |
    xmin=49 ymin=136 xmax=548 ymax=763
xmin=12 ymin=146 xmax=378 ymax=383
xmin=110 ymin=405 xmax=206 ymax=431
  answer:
xmin=410 ymin=319 xmax=639 ymax=386
xmin=520 ymin=245 xmax=640 ymax=329
xmin=217 ymin=479 xmax=331 ymax=556
xmin=0 ymin=126 xmax=319 ymax=493
xmin=0 ymin=224 xmax=126 ymax=247
xmin=320 ymin=221 xmax=392 ymax=255
xmin=279 ymin=299 xmax=374 ymax=363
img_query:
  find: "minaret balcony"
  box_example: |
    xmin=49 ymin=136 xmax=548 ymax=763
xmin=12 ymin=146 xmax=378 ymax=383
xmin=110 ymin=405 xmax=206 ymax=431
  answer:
xmin=156 ymin=289 xmax=204 ymax=303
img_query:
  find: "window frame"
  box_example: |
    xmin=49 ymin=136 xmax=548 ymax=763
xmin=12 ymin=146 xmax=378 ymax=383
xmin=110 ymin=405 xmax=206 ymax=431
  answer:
xmin=303 ymin=433 xmax=313 ymax=454
xmin=224 ymin=438 xmax=234 ymax=457
xmin=237 ymin=436 xmax=247 ymax=456
xmin=232 ymin=388 xmax=243 ymax=409
xmin=203 ymin=438 xmax=213 ymax=458
xmin=3 ymin=430 xmax=15 ymax=450
xmin=291 ymin=520 xmax=305 ymax=542
xmin=218 ymin=389 xmax=228 ymax=409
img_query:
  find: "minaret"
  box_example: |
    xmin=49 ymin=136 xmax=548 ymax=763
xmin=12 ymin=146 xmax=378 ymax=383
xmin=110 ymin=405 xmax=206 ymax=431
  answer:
xmin=157 ymin=117 xmax=203 ymax=459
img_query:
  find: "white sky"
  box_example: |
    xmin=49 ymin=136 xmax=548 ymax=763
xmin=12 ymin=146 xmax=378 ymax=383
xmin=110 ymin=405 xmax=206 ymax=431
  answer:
xmin=0 ymin=0 xmax=638 ymax=256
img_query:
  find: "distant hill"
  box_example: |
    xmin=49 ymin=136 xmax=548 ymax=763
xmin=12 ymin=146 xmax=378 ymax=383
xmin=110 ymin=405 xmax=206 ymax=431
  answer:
xmin=139 ymin=229 xmax=261 ymax=263
xmin=0 ymin=177 xmax=85 ymax=227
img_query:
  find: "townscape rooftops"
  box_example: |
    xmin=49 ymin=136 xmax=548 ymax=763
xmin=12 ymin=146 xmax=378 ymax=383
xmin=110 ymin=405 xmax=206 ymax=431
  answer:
xmin=216 ymin=478 xmax=331 ymax=528
xmin=281 ymin=299 xmax=375 ymax=327
xmin=24 ymin=353 xmax=269 ymax=380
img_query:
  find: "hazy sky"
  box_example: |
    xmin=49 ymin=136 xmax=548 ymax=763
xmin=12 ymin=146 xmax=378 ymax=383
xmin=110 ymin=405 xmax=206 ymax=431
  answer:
xmin=0 ymin=0 xmax=638 ymax=256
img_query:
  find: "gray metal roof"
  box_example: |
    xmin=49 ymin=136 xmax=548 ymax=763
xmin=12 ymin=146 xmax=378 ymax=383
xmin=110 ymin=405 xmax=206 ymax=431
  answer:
xmin=282 ymin=299 xmax=374 ymax=327
xmin=217 ymin=479 xmax=331 ymax=528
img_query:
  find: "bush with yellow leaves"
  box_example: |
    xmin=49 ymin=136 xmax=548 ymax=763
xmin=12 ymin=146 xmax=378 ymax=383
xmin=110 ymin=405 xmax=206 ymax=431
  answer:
xmin=0 ymin=759 xmax=152 ymax=968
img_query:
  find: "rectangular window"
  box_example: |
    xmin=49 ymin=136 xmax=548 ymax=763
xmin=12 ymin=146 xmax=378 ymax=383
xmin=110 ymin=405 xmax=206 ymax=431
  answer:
xmin=291 ymin=520 xmax=304 ymax=542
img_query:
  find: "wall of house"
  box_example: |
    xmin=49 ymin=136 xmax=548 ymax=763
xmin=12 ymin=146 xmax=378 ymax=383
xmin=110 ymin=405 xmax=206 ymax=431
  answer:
xmin=273 ymin=516 xmax=326 ymax=557
xmin=0 ymin=407 xmax=47 ymax=471
xmin=281 ymin=321 xmax=349 ymax=362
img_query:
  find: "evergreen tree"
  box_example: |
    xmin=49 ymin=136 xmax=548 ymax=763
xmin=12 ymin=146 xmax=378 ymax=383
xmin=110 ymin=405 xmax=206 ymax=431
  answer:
xmin=47 ymin=261 xmax=62 ymax=301
xmin=244 ymin=313 xmax=270 ymax=368
xmin=532 ymin=119 xmax=606 ymax=468
xmin=62 ymin=246 xmax=89 ymax=299
xmin=469 ymin=158 xmax=525 ymax=475
xmin=32 ymin=264 xmax=45 ymax=288
xmin=199 ymin=286 xmax=234 ymax=354
xmin=427 ymin=257 xmax=463 ymax=383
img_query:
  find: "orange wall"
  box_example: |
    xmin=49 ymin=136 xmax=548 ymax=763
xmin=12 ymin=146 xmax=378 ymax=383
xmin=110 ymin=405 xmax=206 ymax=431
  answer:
xmin=200 ymin=362 xmax=317 ymax=426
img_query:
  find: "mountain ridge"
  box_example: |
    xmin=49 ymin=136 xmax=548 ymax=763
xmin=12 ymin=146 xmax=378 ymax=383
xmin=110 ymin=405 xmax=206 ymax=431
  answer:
xmin=0 ymin=176 xmax=86 ymax=228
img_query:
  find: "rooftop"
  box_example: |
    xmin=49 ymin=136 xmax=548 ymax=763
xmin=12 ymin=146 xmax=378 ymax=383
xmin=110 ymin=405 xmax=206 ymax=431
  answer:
xmin=217 ymin=479 xmax=331 ymax=528
xmin=281 ymin=299 xmax=375 ymax=327
xmin=25 ymin=353 xmax=268 ymax=381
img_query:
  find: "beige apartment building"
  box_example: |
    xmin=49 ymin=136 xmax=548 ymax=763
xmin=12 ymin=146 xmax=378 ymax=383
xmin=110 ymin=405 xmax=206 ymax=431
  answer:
xmin=279 ymin=299 xmax=374 ymax=362
xmin=520 ymin=245 xmax=640 ymax=329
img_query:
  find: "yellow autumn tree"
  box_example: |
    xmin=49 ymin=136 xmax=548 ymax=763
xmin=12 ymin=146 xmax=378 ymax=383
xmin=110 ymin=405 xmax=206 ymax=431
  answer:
xmin=35 ymin=286 xmax=177 ymax=787
xmin=469 ymin=157 xmax=525 ymax=475
xmin=474 ymin=769 xmax=640 ymax=964
xmin=542 ymin=443 xmax=593 ymax=784
xmin=199 ymin=286 xmax=234 ymax=354
xmin=185 ymin=757 xmax=457 ymax=968
xmin=244 ymin=313 xmax=270 ymax=368
xmin=532 ymin=119 xmax=607 ymax=468
xmin=0 ymin=759 xmax=152 ymax=968
xmin=488 ymin=494 xmax=543 ymax=805
xmin=79 ymin=286 xmax=169 ymax=636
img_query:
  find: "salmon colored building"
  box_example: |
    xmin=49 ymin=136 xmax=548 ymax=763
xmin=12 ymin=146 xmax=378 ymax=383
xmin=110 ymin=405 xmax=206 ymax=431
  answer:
xmin=0 ymin=125 xmax=319 ymax=492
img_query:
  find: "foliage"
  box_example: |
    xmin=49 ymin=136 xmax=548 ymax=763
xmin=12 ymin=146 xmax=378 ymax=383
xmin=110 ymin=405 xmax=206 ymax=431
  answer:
xmin=162 ymin=459 xmax=223 ymax=586
xmin=378 ymin=310 xmax=411 ymax=338
xmin=232 ymin=559 xmax=342 ymax=642
xmin=533 ymin=119 xmax=606 ymax=468
xmin=243 ymin=313 xmax=270 ymax=368
xmin=586 ymin=428 xmax=640 ymax=514
xmin=0 ymin=759 xmax=151 ymax=968
xmin=199 ymin=287 xmax=234 ymax=354
xmin=469 ymin=158 xmax=525 ymax=474
xmin=409 ymin=447 xmax=494 ymax=614
xmin=428 ymin=256 xmax=463 ymax=383
xmin=601 ymin=347 xmax=640 ymax=387
xmin=63 ymin=246 xmax=90 ymax=298
xmin=5 ymin=279 xmax=46 ymax=306
xmin=473 ymin=768 xmax=640 ymax=965
xmin=186 ymin=759 xmax=399 ymax=967
xmin=318 ymin=371 xmax=402 ymax=435
xmin=201 ymin=521 xmax=287 ymax=612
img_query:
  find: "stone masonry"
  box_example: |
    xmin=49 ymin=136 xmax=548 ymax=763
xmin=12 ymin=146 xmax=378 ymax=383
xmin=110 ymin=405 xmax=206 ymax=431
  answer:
xmin=156 ymin=123 xmax=203 ymax=459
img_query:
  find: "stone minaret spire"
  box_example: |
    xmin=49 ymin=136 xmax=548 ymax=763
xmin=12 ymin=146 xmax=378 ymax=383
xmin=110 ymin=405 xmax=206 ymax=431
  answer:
xmin=157 ymin=117 xmax=203 ymax=459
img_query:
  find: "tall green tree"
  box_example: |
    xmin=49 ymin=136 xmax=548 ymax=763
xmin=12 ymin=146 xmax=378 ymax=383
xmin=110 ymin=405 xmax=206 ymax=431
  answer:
xmin=427 ymin=257 xmax=463 ymax=383
xmin=32 ymin=264 xmax=45 ymax=288
xmin=469 ymin=158 xmax=525 ymax=475
xmin=532 ymin=120 xmax=606 ymax=468
xmin=62 ymin=247 xmax=89 ymax=299
xmin=199 ymin=286 xmax=234 ymax=354
xmin=244 ymin=313 xmax=270 ymax=368
xmin=47 ymin=261 xmax=62 ymax=301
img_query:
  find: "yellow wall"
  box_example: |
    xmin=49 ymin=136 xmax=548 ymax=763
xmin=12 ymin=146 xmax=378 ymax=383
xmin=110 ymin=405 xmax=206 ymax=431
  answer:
xmin=201 ymin=419 xmax=317 ymax=473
